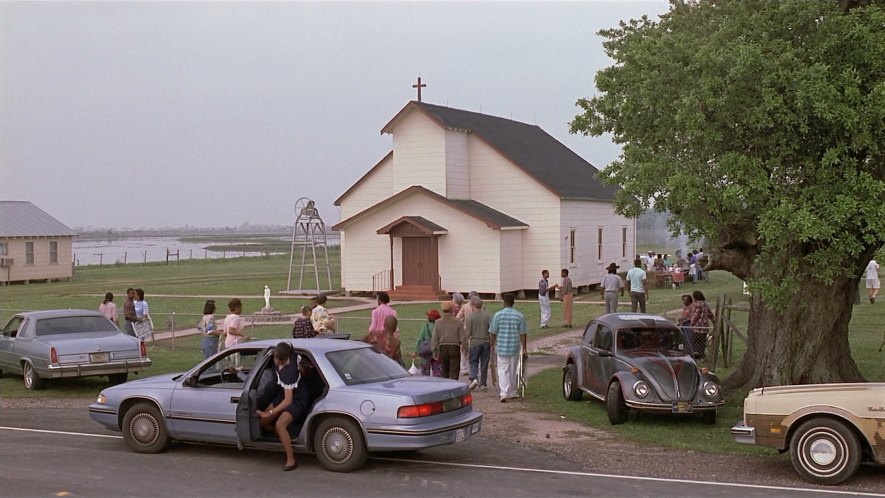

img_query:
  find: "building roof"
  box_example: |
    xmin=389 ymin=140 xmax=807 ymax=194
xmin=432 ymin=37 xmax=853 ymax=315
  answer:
xmin=0 ymin=201 xmax=76 ymax=238
xmin=380 ymin=101 xmax=619 ymax=202
xmin=377 ymin=216 xmax=448 ymax=236
xmin=332 ymin=185 xmax=528 ymax=231
xmin=334 ymin=151 xmax=393 ymax=207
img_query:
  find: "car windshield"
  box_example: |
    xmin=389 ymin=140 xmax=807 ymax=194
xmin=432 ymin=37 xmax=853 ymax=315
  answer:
xmin=35 ymin=316 xmax=118 ymax=336
xmin=617 ymin=327 xmax=685 ymax=355
xmin=326 ymin=347 xmax=409 ymax=386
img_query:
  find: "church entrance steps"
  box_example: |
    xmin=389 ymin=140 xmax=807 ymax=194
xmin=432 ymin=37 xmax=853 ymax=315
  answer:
xmin=388 ymin=285 xmax=448 ymax=301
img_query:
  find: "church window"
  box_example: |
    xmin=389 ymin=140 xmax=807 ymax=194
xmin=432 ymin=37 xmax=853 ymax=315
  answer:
xmin=622 ymin=227 xmax=628 ymax=258
xmin=569 ymin=229 xmax=576 ymax=265
xmin=597 ymin=227 xmax=604 ymax=261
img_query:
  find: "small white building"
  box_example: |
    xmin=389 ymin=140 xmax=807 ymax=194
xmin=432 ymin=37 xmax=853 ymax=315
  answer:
xmin=0 ymin=201 xmax=75 ymax=284
xmin=333 ymin=101 xmax=635 ymax=298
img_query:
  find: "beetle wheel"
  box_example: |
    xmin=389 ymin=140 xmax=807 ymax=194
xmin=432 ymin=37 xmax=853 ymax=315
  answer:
xmin=606 ymin=381 xmax=627 ymax=425
xmin=562 ymin=364 xmax=582 ymax=401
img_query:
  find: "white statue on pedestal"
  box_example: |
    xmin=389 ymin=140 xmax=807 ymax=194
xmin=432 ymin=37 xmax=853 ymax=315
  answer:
xmin=263 ymin=285 xmax=271 ymax=310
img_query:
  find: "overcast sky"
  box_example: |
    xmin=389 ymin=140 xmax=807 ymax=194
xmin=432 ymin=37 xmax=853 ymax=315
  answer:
xmin=0 ymin=1 xmax=668 ymax=229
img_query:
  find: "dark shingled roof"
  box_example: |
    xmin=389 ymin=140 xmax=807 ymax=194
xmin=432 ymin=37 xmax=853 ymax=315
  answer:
xmin=447 ymin=199 xmax=528 ymax=229
xmin=0 ymin=201 xmax=76 ymax=237
xmin=384 ymin=101 xmax=618 ymax=202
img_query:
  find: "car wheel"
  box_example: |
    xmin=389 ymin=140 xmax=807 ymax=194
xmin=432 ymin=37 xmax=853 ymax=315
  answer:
xmin=789 ymin=417 xmax=861 ymax=485
xmin=606 ymin=381 xmax=627 ymax=425
xmin=562 ymin=364 xmax=582 ymax=401
xmin=109 ymin=373 xmax=128 ymax=385
xmin=701 ymin=411 xmax=716 ymax=425
xmin=23 ymin=362 xmax=44 ymax=390
xmin=313 ymin=417 xmax=367 ymax=473
xmin=122 ymin=402 xmax=170 ymax=454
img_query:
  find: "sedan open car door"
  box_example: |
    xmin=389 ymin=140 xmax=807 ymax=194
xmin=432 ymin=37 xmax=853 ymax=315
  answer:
xmin=236 ymin=348 xmax=276 ymax=449
xmin=168 ymin=347 xmax=266 ymax=444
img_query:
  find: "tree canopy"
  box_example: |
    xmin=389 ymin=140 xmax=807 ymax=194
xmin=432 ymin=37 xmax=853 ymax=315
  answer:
xmin=573 ymin=0 xmax=885 ymax=305
xmin=572 ymin=0 xmax=885 ymax=388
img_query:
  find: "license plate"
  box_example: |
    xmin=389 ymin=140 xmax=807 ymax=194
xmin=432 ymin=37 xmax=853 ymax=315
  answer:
xmin=672 ymin=402 xmax=693 ymax=414
xmin=90 ymin=352 xmax=109 ymax=363
xmin=455 ymin=428 xmax=465 ymax=442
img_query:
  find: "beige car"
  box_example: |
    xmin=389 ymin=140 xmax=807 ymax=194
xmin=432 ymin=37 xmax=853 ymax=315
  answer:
xmin=731 ymin=382 xmax=885 ymax=485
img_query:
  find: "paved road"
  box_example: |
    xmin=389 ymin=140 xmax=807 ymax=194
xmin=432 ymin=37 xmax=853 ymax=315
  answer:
xmin=1 ymin=408 xmax=882 ymax=497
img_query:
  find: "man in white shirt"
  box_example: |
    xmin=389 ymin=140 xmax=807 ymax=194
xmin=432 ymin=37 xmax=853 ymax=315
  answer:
xmin=600 ymin=263 xmax=625 ymax=314
xmin=625 ymin=259 xmax=648 ymax=313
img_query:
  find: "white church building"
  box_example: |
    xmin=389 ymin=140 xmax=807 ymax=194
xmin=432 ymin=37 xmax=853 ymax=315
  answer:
xmin=333 ymin=100 xmax=635 ymax=298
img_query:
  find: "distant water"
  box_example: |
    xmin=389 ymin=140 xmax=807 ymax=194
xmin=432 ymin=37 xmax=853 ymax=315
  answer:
xmin=72 ymin=236 xmax=286 ymax=266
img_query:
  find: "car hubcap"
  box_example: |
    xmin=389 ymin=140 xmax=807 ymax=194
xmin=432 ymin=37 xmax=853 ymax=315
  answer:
xmin=798 ymin=428 xmax=847 ymax=477
xmin=24 ymin=366 xmax=33 ymax=388
xmin=564 ymin=375 xmax=571 ymax=396
xmin=323 ymin=427 xmax=353 ymax=464
xmin=810 ymin=439 xmax=837 ymax=466
xmin=130 ymin=413 xmax=159 ymax=446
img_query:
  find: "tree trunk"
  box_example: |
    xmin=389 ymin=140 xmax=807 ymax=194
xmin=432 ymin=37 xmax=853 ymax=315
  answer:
xmin=724 ymin=274 xmax=866 ymax=392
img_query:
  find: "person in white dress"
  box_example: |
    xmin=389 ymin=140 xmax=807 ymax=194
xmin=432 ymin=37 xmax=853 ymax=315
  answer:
xmin=865 ymin=259 xmax=880 ymax=303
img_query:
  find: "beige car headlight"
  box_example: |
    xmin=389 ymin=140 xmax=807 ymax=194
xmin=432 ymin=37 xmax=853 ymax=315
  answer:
xmin=96 ymin=393 xmax=107 ymax=405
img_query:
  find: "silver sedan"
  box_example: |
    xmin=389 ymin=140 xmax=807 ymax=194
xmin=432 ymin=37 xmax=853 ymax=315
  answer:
xmin=0 ymin=309 xmax=151 ymax=389
xmin=89 ymin=338 xmax=483 ymax=472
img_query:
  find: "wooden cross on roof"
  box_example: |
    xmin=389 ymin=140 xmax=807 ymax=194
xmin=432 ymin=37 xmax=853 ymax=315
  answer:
xmin=412 ymin=76 xmax=427 ymax=102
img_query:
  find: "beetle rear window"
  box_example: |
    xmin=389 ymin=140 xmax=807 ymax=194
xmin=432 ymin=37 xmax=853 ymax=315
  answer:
xmin=35 ymin=316 xmax=119 ymax=336
xmin=326 ymin=347 xmax=409 ymax=386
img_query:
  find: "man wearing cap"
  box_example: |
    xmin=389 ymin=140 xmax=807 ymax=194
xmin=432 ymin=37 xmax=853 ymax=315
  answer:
xmin=465 ymin=297 xmax=491 ymax=390
xmin=489 ymin=293 xmax=528 ymax=402
xmin=431 ymin=301 xmax=467 ymax=380
xmin=626 ymin=258 xmax=649 ymax=313
xmin=600 ymin=263 xmax=625 ymax=314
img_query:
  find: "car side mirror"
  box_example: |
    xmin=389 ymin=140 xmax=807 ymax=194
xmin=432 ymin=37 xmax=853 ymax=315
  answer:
xmin=598 ymin=350 xmax=612 ymax=358
xmin=184 ymin=375 xmax=198 ymax=388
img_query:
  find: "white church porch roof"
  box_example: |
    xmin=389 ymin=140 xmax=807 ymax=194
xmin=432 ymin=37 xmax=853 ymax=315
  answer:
xmin=332 ymin=185 xmax=528 ymax=232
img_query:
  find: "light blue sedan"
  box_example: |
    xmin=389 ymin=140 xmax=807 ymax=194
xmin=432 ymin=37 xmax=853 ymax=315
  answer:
xmin=0 ymin=309 xmax=151 ymax=390
xmin=89 ymin=338 xmax=482 ymax=472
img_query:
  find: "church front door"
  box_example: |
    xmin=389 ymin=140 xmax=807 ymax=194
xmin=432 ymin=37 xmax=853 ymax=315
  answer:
xmin=401 ymin=237 xmax=436 ymax=288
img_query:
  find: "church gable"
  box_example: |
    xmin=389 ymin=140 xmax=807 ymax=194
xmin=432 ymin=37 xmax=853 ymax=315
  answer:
xmin=334 ymin=152 xmax=394 ymax=219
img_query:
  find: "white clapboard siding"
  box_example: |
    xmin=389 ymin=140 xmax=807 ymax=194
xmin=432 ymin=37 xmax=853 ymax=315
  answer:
xmin=499 ymin=229 xmax=524 ymax=293
xmin=338 ymin=154 xmax=394 ymax=220
xmin=390 ymin=111 xmax=446 ymax=195
xmin=445 ymin=130 xmax=470 ymax=199
xmin=560 ymin=200 xmax=635 ymax=287
xmin=338 ymin=192 xmax=503 ymax=294
xmin=468 ymin=136 xmax=561 ymax=290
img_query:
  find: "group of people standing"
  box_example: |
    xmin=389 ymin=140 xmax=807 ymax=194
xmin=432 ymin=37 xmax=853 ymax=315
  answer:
xmin=98 ymin=288 xmax=150 ymax=337
xmin=413 ymin=292 xmax=527 ymax=403
xmin=198 ymin=298 xmax=249 ymax=359
xmin=537 ymin=269 xmax=574 ymax=329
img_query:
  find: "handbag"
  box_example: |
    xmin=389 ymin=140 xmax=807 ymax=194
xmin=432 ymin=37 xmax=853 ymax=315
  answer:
xmin=417 ymin=338 xmax=432 ymax=357
xmin=133 ymin=316 xmax=154 ymax=341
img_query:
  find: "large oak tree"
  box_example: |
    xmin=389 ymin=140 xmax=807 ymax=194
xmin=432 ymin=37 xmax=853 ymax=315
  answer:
xmin=571 ymin=0 xmax=885 ymax=391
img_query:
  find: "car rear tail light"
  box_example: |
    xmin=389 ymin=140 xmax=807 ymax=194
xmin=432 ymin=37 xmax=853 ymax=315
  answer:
xmin=50 ymin=347 xmax=58 ymax=364
xmin=397 ymin=393 xmax=473 ymax=419
xmin=139 ymin=341 xmax=147 ymax=358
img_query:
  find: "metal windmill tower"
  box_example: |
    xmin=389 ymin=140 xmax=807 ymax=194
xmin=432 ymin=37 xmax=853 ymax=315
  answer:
xmin=286 ymin=198 xmax=333 ymax=293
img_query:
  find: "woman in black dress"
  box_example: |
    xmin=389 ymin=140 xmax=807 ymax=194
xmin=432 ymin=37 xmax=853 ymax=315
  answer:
xmin=257 ymin=342 xmax=300 ymax=471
